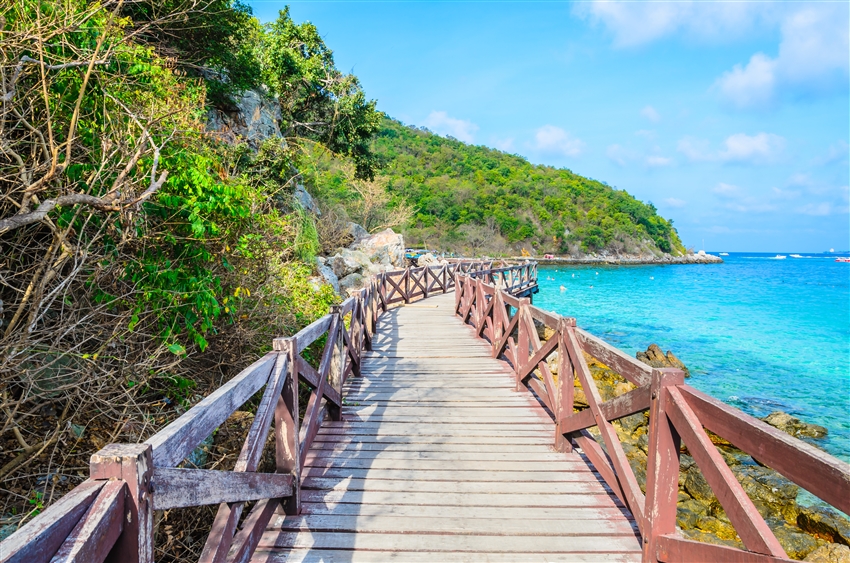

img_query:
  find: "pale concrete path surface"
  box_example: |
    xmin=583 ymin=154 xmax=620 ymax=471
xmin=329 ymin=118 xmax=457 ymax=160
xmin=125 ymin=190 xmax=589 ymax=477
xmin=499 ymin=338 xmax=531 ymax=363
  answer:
xmin=251 ymin=293 xmax=641 ymax=562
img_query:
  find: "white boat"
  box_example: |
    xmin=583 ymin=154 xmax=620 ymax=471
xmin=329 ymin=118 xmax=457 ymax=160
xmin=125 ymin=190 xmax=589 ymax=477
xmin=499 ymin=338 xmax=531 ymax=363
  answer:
xmin=719 ymin=252 xmax=729 ymax=256
xmin=772 ymin=255 xmax=787 ymax=259
xmin=790 ymin=254 xmax=803 ymax=258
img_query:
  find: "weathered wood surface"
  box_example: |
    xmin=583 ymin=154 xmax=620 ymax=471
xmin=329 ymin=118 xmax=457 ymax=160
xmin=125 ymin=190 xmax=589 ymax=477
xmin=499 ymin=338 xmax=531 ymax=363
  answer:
xmin=0 ymin=480 xmax=104 ymax=563
xmin=252 ymin=293 xmax=641 ymax=562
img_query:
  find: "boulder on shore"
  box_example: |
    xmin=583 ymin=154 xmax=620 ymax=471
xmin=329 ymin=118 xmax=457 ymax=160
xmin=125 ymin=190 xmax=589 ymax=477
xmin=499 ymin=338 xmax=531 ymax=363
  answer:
xmin=636 ymin=343 xmax=690 ymax=377
xmin=356 ymin=228 xmax=405 ymax=268
xmin=805 ymin=544 xmax=850 ymax=563
xmin=318 ymin=228 xmax=406 ymax=294
xmin=762 ymin=411 xmax=828 ymax=440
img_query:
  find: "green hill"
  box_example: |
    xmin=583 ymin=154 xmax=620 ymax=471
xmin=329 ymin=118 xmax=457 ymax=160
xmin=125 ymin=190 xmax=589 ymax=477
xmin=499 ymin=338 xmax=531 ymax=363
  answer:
xmin=376 ymin=118 xmax=685 ymax=256
xmin=305 ymin=117 xmax=685 ymax=257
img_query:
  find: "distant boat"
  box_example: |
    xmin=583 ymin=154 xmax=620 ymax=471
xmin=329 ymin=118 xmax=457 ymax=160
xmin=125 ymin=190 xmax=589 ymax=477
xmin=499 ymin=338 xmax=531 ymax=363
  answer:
xmin=772 ymin=255 xmax=787 ymax=260
xmin=790 ymin=254 xmax=803 ymax=258
xmin=837 ymin=258 xmax=850 ymax=263
xmin=719 ymin=252 xmax=729 ymax=256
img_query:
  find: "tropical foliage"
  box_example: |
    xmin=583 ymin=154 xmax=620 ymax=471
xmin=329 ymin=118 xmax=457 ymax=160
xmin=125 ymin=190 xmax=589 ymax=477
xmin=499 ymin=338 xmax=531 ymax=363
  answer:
xmin=0 ymin=2 xmax=357 ymax=554
xmin=374 ymin=118 xmax=685 ymax=255
xmin=304 ymin=117 xmax=685 ymax=256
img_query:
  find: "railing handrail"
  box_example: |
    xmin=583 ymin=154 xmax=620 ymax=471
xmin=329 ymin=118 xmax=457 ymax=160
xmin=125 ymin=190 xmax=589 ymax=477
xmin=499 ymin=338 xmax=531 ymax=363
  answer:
xmin=452 ymin=271 xmax=850 ymax=563
xmin=0 ymin=260 xmax=533 ymax=563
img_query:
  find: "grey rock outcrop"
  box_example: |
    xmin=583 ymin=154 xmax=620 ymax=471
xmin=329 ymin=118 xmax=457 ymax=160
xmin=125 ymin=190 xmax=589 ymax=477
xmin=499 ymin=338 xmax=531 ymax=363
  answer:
xmin=339 ymin=273 xmax=365 ymax=293
xmin=347 ymin=222 xmax=370 ymax=243
xmin=315 ymin=257 xmax=339 ymax=293
xmin=328 ymin=249 xmax=373 ymax=279
xmin=357 ymin=228 xmax=405 ymax=268
xmin=207 ymin=90 xmax=281 ymax=148
xmin=295 ymin=184 xmax=320 ymax=215
xmin=317 ymin=228 xmax=409 ymax=295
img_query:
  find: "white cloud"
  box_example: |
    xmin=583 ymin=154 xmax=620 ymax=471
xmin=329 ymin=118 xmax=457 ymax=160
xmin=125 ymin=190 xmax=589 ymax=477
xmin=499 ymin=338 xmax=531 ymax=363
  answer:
xmin=707 ymin=225 xmax=733 ymax=234
xmin=713 ymin=182 xmax=743 ymax=198
xmin=724 ymin=201 xmax=778 ymax=213
xmin=664 ymin=198 xmax=687 ymax=208
xmin=677 ymin=133 xmax=785 ymax=164
xmin=787 ymin=173 xmax=812 ymax=188
xmin=573 ymin=1 xmax=767 ymax=47
xmin=718 ymin=133 xmax=785 ymax=164
xmin=422 ymin=111 xmax=478 ymax=143
xmin=816 ymin=140 xmax=850 ymax=166
xmin=771 ymin=187 xmax=801 ymax=200
xmin=606 ymin=144 xmax=632 ymax=166
xmin=646 ymin=155 xmax=674 ymax=167
xmin=491 ymin=137 xmax=514 ymax=152
xmin=533 ymin=125 xmax=585 ymax=157
xmin=677 ymin=136 xmax=714 ymax=162
xmin=641 ymin=106 xmax=660 ymax=122
xmin=574 ymin=2 xmax=848 ymax=107
xmin=716 ymin=53 xmax=777 ymax=108
xmin=798 ymin=202 xmax=836 ymax=216
xmin=716 ymin=5 xmax=849 ymax=108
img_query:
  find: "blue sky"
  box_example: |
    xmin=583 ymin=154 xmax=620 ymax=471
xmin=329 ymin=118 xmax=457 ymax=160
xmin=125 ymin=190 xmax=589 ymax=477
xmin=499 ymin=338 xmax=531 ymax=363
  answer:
xmin=249 ymin=1 xmax=849 ymax=252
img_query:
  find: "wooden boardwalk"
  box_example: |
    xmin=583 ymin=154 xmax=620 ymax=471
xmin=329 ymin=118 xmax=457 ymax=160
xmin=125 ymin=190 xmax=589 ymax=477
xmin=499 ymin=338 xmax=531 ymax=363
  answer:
xmin=252 ymin=293 xmax=642 ymax=562
xmin=5 ymin=263 xmax=848 ymax=563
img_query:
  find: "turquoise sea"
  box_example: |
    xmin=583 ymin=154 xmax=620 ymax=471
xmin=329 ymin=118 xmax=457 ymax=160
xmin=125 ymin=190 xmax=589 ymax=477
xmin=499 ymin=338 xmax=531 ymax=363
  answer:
xmin=534 ymin=253 xmax=850 ymax=464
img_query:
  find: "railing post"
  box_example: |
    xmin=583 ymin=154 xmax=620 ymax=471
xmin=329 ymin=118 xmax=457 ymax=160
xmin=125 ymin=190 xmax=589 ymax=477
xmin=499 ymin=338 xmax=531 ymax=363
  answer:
xmin=555 ymin=317 xmax=576 ymax=453
xmin=473 ymin=278 xmax=482 ymax=331
xmin=361 ymin=288 xmax=373 ymax=352
xmin=423 ymin=267 xmax=430 ymax=299
xmin=328 ymin=305 xmax=343 ymax=422
xmin=515 ymin=297 xmax=531 ymax=391
xmin=273 ymin=337 xmax=301 ymax=515
xmin=89 ymin=444 xmax=153 ymax=563
xmin=643 ymin=368 xmax=685 ymax=562
xmin=403 ymin=268 xmax=410 ymax=304
xmin=454 ymin=273 xmax=461 ymax=313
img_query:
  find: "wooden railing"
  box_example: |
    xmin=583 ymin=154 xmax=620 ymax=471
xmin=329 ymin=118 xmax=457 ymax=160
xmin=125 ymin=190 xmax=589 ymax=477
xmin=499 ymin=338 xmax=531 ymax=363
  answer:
xmin=0 ymin=259 xmax=511 ymax=563
xmin=469 ymin=261 xmax=537 ymax=296
xmin=454 ymin=272 xmax=850 ymax=563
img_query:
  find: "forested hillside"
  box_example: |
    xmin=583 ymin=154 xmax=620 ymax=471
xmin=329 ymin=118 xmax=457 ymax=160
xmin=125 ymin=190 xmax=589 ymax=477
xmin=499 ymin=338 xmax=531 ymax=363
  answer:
xmin=304 ymin=118 xmax=685 ymax=257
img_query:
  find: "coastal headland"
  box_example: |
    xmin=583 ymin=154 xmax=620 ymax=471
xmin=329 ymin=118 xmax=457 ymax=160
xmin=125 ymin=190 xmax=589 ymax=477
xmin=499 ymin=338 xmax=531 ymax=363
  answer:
xmin=518 ymin=252 xmax=724 ymax=265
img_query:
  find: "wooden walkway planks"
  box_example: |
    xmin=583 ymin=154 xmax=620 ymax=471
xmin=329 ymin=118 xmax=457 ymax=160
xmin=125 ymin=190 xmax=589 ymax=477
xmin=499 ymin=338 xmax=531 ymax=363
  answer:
xmin=253 ymin=293 xmax=641 ymax=562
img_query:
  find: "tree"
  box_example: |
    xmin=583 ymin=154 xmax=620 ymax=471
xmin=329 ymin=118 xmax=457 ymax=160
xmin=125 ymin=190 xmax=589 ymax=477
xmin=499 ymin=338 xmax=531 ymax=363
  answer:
xmin=261 ymin=8 xmax=381 ymax=179
xmin=349 ymin=175 xmax=414 ymax=233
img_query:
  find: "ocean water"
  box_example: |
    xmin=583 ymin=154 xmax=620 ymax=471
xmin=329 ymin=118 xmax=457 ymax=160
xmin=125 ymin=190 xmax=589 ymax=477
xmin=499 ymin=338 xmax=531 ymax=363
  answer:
xmin=534 ymin=252 xmax=850 ymax=464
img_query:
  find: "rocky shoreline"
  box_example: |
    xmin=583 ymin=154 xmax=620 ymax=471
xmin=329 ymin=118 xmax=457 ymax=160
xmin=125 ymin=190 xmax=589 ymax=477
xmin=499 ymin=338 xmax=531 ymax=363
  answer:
xmin=533 ymin=328 xmax=849 ymax=561
xmin=521 ymin=250 xmax=723 ymax=265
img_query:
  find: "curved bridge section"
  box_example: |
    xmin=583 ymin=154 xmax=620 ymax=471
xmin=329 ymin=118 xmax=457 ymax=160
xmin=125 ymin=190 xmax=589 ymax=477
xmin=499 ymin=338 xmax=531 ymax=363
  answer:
xmin=3 ymin=260 xmax=849 ymax=563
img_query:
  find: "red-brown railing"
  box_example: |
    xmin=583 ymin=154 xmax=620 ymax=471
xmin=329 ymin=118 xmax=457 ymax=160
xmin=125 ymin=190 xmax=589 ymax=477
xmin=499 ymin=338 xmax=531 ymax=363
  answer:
xmin=469 ymin=261 xmax=537 ymax=296
xmin=0 ymin=260 xmax=512 ymax=563
xmin=454 ymin=272 xmax=850 ymax=563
